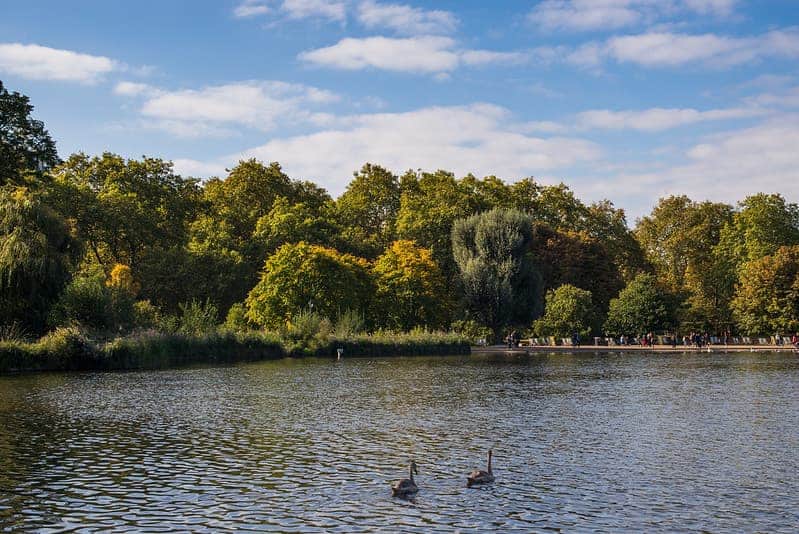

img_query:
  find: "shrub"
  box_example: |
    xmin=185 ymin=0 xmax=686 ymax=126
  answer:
xmin=333 ymin=309 xmax=366 ymax=338
xmin=174 ymin=299 xmax=219 ymax=336
xmin=534 ymin=284 xmax=596 ymax=338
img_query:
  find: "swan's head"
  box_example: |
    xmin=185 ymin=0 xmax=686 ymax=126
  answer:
xmin=410 ymin=460 xmax=418 ymax=475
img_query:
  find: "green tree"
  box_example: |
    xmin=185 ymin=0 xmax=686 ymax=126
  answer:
xmin=529 ymin=224 xmax=623 ymax=314
xmin=396 ymin=170 xmax=482 ymax=281
xmin=452 ymin=208 xmax=539 ymax=341
xmin=50 ymin=153 xmax=201 ymax=271
xmin=246 ymin=242 xmax=373 ymax=329
xmin=253 ymin=197 xmax=338 ymax=254
xmin=373 ymin=240 xmax=451 ymax=330
xmin=731 ymin=246 xmax=799 ymax=335
xmin=533 ymin=284 xmax=596 ymax=338
xmin=604 ymin=273 xmax=677 ymax=336
xmin=0 ymin=81 xmax=60 ymax=186
xmin=0 ymin=188 xmax=82 ymax=333
xmin=335 ymin=163 xmax=401 ymax=258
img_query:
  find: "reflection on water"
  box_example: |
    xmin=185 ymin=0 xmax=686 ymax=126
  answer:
xmin=1 ymin=353 xmax=798 ymax=532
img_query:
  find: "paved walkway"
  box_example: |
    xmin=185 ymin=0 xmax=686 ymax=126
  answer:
xmin=473 ymin=344 xmax=799 ymax=354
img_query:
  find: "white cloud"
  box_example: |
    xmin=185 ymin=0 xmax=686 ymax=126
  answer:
xmin=569 ymin=28 xmax=799 ymax=68
xmin=234 ymin=0 xmax=271 ymax=17
xmin=574 ymin=106 xmax=766 ymax=131
xmin=119 ymin=81 xmax=338 ymax=137
xmin=594 ymin=115 xmax=799 ymax=211
xmin=299 ymin=36 xmax=528 ymax=74
xmin=356 ymin=0 xmax=457 ymax=35
xmin=281 ymin=0 xmax=346 ymax=21
xmin=171 ymin=104 xmax=601 ymax=194
xmin=527 ymin=0 xmax=737 ymax=32
xmin=113 ymin=81 xmax=158 ymax=97
xmin=232 ymin=0 xmax=345 ymax=21
xmin=0 ymin=42 xmax=117 ymax=83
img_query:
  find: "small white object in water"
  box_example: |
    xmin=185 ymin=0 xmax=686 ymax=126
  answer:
xmin=337 ymin=348 xmax=344 ymax=360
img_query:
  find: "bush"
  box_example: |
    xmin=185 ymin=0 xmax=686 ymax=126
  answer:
xmin=50 ymin=270 xmax=136 ymax=333
xmin=333 ymin=309 xmax=366 ymax=338
xmin=534 ymin=284 xmax=596 ymax=338
xmin=451 ymin=319 xmax=493 ymax=345
xmin=173 ymin=299 xmax=219 ymax=336
xmin=224 ymin=302 xmax=250 ymax=332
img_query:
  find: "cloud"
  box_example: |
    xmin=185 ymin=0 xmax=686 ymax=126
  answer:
xmin=117 ymin=80 xmax=339 ymax=137
xmin=0 ymin=42 xmax=117 ymax=83
xmin=574 ymin=106 xmax=766 ymax=131
xmin=281 ymin=0 xmax=346 ymax=21
xmin=356 ymin=0 xmax=457 ymax=35
xmin=113 ymin=81 xmax=159 ymax=97
xmin=569 ymin=28 xmax=799 ymax=68
xmin=299 ymin=36 xmax=528 ymax=74
xmin=232 ymin=0 xmax=345 ymax=21
xmin=527 ymin=0 xmax=737 ymax=32
xmin=592 ymin=115 xmax=799 ymax=212
xmin=234 ymin=0 xmax=271 ymax=17
xmin=171 ymin=104 xmax=601 ymax=194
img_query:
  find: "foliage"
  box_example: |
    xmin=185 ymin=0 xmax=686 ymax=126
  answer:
xmin=49 ymin=268 xmax=137 ymax=333
xmin=253 ymin=197 xmax=338 ymax=254
xmin=0 ymin=188 xmax=82 ymax=333
xmin=335 ymin=163 xmax=401 ymax=257
xmin=731 ymin=246 xmax=799 ymax=334
xmin=246 ymin=242 xmax=374 ymax=329
xmin=529 ymin=224 xmax=623 ymax=314
xmin=373 ymin=240 xmax=451 ymax=330
xmin=224 ymin=302 xmax=250 ymax=332
xmin=333 ymin=309 xmax=366 ymax=338
xmin=49 ymin=152 xmax=202 ymax=272
xmin=172 ymin=299 xmax=219 ymax=336
xmin=450 ymin=319 xmax=493 ymax=345
xmin=452 ymin=208 xmax=539 ymax=340
xmin=534 ymin=285 xmax=596 ymax=338
xmin=604 ymin=273 xmax=677 ymax=335
xmin=0 ymin=81 xmax=60 ymax=186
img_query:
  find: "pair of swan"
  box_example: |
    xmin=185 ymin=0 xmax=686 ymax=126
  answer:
xmin=391 ymin=450 xmax=495 ymax=497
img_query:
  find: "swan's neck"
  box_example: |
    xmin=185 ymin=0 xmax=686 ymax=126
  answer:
xmin=409 ymin=464 xmax=415 ymax=482
xmin=488 ymin=452 xmax=493 ymax=474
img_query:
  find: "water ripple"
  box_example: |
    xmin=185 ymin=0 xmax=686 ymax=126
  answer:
xmin=1 ymin=353 xmax=799 ymax=532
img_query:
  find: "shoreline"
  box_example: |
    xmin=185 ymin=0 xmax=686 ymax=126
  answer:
xmin=473 ymin=344 xmax=799 ymax=355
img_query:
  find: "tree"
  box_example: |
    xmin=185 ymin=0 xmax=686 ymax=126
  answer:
xmin=529 ymin=224 xmax=623 ymax=314
xmin=335 ymin=163 xmax=401 ymax=258
xmin=715 ymin=193 xmax=799 ymax=267
xmin=452 ymin=208 xmax=539 ymax=341
xmin=373 ymin=240 xmax=451 ymax=330
xmin=0 ymin=81 xmax=60 ymax=186
xmin=245 ymin=242 xmax=374 ymax=329
xmin=253 ymin=197 xmax=338 ymax=255
xmin=604 ymin=273 xmax=677 ymax=336
xmin=0 ymin=188 xmax=82 ymax=333
xmin=533 ymin=284 xmax=596 ymax=338
xmin=396 ymin=170 xmax=482 ymax=281
xmin=50 ymin=153 xmax=201 ymax=272
xmin=731 ymin=246 xmax=799 ymax=335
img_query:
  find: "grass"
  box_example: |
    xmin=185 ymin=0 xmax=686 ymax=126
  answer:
xmin=0 ymin=328 xmax=470 ymax=373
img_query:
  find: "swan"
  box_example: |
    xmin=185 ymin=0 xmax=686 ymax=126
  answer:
xmin=467 ymin=449 xmax=495 ymax=487
xmin=391 ymin=460 xmax=419 ymax=497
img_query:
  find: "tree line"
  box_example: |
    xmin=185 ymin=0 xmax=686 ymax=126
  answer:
xmin=2 ymin=81 xmax=799 ymax=343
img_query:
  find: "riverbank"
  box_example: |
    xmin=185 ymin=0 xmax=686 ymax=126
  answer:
xmin=473 ymin=344 xmax=799 ymax=355
xmin=0 ymin=328 xmax=471 ymax=374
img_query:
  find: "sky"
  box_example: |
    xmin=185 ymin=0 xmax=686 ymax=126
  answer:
xmin=1 ymin=0 xmax=798 ymax=221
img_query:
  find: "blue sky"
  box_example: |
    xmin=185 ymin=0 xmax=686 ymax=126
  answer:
xmin=1 ymin=0 xmax=798 ymax=220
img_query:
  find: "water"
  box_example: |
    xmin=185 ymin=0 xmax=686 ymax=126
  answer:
xmin=1 ymin=352 xmax=798 ymax=532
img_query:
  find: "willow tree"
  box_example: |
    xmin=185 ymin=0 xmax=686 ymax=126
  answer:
xmin=452 ymin=208 xmax=538 ymax=341
xmin=0 ymin=188 xmax=82 ymax=333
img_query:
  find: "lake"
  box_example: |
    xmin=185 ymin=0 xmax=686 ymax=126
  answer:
xmin=1 ymin=352 xmax=798 ymax=532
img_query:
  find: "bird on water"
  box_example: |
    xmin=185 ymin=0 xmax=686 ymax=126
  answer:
xmin=467 ymin=449 xmax=495 ymax=487
xmin=391 ymin=460 xmax=419 ymax=497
